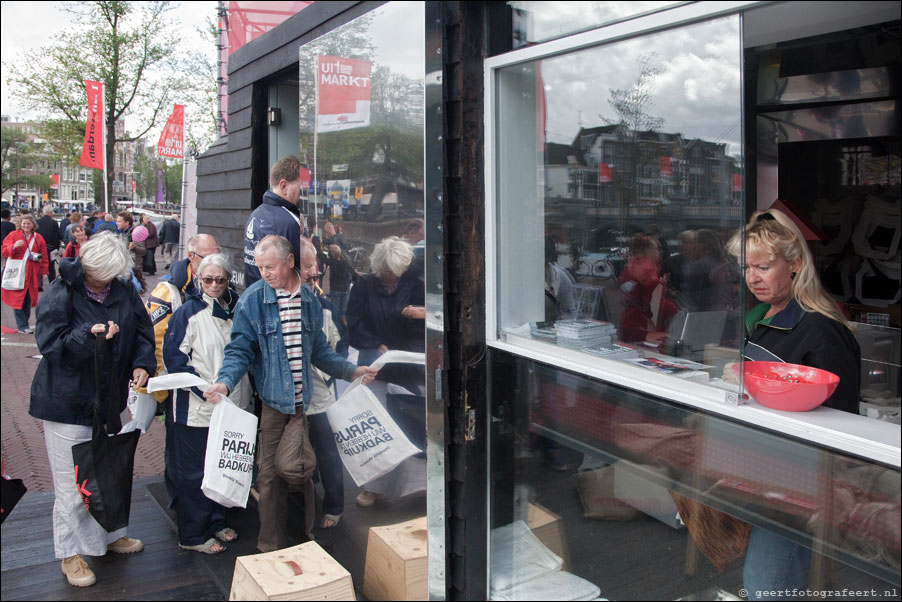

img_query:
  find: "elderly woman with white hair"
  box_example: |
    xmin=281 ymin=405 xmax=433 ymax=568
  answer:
xmin=29 ymin=232 xmax=156 ymax=588
xmin=163 ymin=253 xmax=250 ymax=554
xmin=346 ymin=236 xmax=425 ymax=507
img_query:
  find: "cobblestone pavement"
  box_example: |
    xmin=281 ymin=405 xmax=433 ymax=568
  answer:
xmin=2 ymin=261 xmax=169 ymax=491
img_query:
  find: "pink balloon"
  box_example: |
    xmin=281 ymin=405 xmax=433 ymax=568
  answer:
xmin=132 ymin=225 xmax=149 ymax=242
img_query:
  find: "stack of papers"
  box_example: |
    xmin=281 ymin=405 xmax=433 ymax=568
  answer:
xmin=554 ymin=319 xmax=617 ymax=349
xmin=582 ymin=344 xmax=639 ymax=359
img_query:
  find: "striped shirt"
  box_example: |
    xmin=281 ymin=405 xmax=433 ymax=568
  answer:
xmin=276 ymin=276 xmax=304 ymax=406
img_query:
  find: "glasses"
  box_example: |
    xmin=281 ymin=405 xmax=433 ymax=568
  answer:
xmin=201 ymin=276 xmax=229 ymax=285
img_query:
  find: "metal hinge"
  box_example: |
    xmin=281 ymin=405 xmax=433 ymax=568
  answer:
xmin=466 ymin=408 xmax=476 ymax=441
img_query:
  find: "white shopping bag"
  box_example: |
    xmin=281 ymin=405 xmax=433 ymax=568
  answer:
xmin=1 ymin=258 xmax=26 ymax=291
xmin=201 ymin=397 xmax=258 ymax=508
xmin=126 ymin=388 xmax=157 ymax=433
xmin=326 ymin=379 xmax=420 ymax=487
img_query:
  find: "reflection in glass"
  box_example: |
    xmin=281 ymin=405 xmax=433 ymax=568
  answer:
xmin=299 ymin=3 xmax=425 ymax=274
xmin=509 ymin=1 xmax=683 ymax=48
xmin=496 ymin=16 xmax=744 ymax=389
xmin=490 ymin=351 xmax=901 ymax=600
xmin=294 ymin=3 xmax=428 ymax=596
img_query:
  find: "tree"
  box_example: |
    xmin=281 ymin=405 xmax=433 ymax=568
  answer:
xmin=5 ymin=1 xmax=215 ymax=205
xmin=1 ymin=126 xmax=52 ymax=196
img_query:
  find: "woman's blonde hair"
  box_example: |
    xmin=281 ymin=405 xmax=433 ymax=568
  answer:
xmin=726 ymin=209 xmax=851 ymax=329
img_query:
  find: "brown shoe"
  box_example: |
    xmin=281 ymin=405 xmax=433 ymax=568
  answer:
xmin=61 ymin=555 xmax=96 ymax=587
xmin=107 ymin=536 xmax=144 ymax=554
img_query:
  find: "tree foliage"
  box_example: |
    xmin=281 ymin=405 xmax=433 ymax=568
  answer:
xmin=5 ymin=1 xmax=218 ymax=203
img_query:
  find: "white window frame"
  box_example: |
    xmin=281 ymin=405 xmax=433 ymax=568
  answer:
xmin=483 ymin=0 xmax=900 ymax=467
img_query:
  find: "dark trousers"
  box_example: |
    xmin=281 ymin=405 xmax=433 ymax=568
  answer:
xmin=174 ymin=422 xmax=227 ymax=545
xmin=308 ymin=412 xmax=344 ymax=517
xmin=164 ymin=395 xmax=178 ymax=510
xmin=13 ymin=289 xmax=32 ymax=331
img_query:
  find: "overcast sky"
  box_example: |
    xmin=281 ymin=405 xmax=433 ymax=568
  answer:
xmin=1 ymin=1 xmax=218 ymax=130
xmin=535 ymin=14 xmax=743 ymax=155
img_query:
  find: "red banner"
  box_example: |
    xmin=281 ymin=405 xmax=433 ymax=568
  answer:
xmin=316 ymin=56 xmax=372 ymax=132
xmin=660 ymin=156 xmax=673 ymax=178
xmin=157 ymin=104 xmax=185 ymax=158
xmin=732 ymin=173 xmax=742 ymax=192
xmin=299 ymin=166 xmax=311 ymax=189
xmin=79 ymin=80 xmax=104 ymax=170
xmin=598 ymin=163 xmax=614 ymax=183
xmin=50 ymin=174 xmax=60 ymax=190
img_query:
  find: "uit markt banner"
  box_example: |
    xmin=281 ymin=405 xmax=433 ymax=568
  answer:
xmin=79 ymin=80 xmax=104 ymax=170
xmin=157 ymin=104 xmax=185 ymax=159
xmin=316 ymin=55 xmax=372 ymax=133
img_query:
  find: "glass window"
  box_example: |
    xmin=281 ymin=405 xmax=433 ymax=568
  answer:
xmin=494 ymin=16 xmax=744 ymax=400
xmin=508 ymin=1 xmax=683 ymax=49
xmin=489 ymin=351 xmax=901 ymax=600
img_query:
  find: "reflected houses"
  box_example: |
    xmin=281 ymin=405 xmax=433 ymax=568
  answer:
xmin=544 ymin=125 xmax=741 ymax=244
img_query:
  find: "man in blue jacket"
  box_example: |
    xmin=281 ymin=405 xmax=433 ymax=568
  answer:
xmin=243 ymin=155 xmax=306 ymax=288
xmin=206 ymin=235 xmax=377 ymax=552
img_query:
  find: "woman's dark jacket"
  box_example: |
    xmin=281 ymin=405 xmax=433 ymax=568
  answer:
xmin=743 ymin=299 xmax=860 ymax=413
xmin=347 ymin=262 xmax=425 ymax=352
xmin=29 ymin=257 xmax=157 ymax=426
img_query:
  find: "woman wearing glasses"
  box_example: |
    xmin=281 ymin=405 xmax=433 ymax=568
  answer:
xmin=163 ymin=254 xmax=251 ymax=554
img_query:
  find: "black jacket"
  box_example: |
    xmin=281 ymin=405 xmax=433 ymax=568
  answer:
xmin=160 ymin=219 xmax=180 ymax=244
xmin=347 ymin=262 xmax=425 ymax=352
xmin=744 ymin=300 xmax=860 ymax=413
xmin=29 ymin=257 xmax=157 ymax=426
xmin=37 ymin=215 xmax=61 ymax=252
xmin=243 ymin=191 xmax=302 ymax=288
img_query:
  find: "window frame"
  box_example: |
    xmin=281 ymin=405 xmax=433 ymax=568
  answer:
xmin=482 ymin=0 xmax=901 ymax=467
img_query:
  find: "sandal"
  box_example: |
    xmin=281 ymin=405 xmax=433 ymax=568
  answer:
xmin=179 ymin=538 xmax=227 ymax=555
xmin=320 ymin=514 xmax=341 ymax=529
xmin=214 ymin=528 xmax=239 ymax=542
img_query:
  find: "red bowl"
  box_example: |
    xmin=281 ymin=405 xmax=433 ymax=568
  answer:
xmin=740 ymin=361 xmax=840 ymax=411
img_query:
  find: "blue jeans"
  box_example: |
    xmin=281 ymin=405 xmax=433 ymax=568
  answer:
xmin=743 ymin=526 xmax=812 ymax=600
xmin=14 ymin=289 xmax=32 ymax=331
xmin=308 ymin=412 xmax=344 ymax=517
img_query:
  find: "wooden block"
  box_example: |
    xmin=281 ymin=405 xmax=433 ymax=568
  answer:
xmin=527 ymin=503 xmax=571 ymax=571
xmin=229 ymin=541 xmax=355 ymax=601
xmin=363 ymin=516 xmax=428 ymax=601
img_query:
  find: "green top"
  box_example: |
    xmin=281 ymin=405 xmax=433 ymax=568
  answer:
xmin=745 ymin=302 xmax=774 ymax=333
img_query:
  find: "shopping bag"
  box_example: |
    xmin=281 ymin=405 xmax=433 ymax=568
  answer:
xmin=1 ymin=258 xmax=26 ymax=291
xmin=326 ymin=380 xmax=420 ymax=486
xmin=201 ymin=397 xmax=258 ymax=508
xmin=71 ymin=336 xmax=140 ymax=532
xmin=125 ymin=387 xmax=157 ymax=433
xmin=1 ymin=458 xmax=28 ymax=525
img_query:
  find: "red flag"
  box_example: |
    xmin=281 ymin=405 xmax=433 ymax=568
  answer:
xmin=79 ymin=80 xmax=104 ymax=169
xmin=598 ymin=163 xmax=614 ymax=183
xmin=660 ymin=156 xmax=673 ymax=178
xmin=157 ymin=104 xmax=185 ymax=158
xmin=50 ymin=174 xmax=60 ymax=190
xmin=299 ymin=166 xmax=311 ymax=189
xmin=732 ymin=173 xmax=742 ymax=192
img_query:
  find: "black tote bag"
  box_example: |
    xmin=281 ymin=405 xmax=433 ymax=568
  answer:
xmin=71 ymin=335 xmax=140 ymax=532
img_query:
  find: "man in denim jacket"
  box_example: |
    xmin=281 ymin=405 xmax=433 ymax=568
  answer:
xmin=206 ymin=235 xmax=376 ymax=551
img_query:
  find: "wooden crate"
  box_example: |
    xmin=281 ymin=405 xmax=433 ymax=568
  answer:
xmin=229 ymin=541 xmax=355 ymax=601
xmin=527 ymin=503 xmax=571 ymax=571
xmin=362 ymin=516 xmax=428 ymax=601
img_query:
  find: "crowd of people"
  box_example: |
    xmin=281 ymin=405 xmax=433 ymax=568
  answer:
xmin=1 ymin=156 xmax=427 ymax=588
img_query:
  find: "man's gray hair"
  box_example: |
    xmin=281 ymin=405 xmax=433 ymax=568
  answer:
xmin=299 ymin=238 xmax=317 ymax=258
xmin=198 ymin=253 xmax=233 ymax=280
xmin=79 ymin=232 xmax=133 ymax=283
xmin=370 ymin=236 xmax=413 ymax=278
xmin=42 ymin=204 xmax=55 ymax=216
xmin=254 ymin=235 xmax=293 ymax=260
xmin=187 ymin=233 xmax=217 ymax=254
